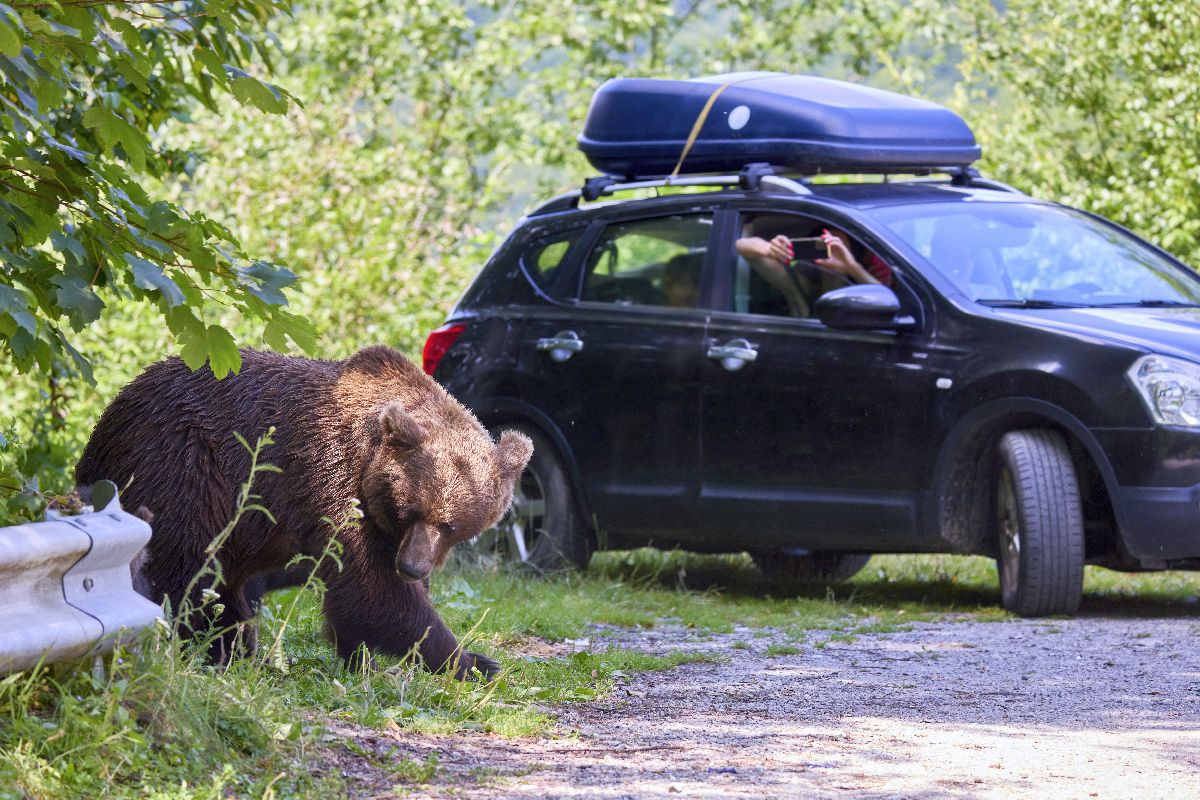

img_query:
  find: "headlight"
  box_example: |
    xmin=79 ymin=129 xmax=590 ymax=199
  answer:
xmin=1127 ymin=355 xmax=1200 ymax=427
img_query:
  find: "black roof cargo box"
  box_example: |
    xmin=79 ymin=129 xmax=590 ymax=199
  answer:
xmin=578 ymin=72 xmax=981 ymax=179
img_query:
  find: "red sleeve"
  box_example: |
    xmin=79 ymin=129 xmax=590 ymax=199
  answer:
xmin=866 ymin=253 xmax=892 ymax=286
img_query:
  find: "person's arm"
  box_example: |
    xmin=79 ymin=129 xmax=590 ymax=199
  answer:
xmin=736 ymin=235 xmax=793 ymax=265
xmin=735 ymin=235 xmax=809 ymax=317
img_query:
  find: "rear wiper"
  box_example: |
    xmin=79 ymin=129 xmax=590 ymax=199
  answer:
xmin=977 ymin=298 xmax=1089 ymax=308
xmin=1094 ymin=299 xmax=1200 ymax=308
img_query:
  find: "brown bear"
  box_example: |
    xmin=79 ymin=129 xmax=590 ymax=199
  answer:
xmin=75 ymin=345 xmax=532 ymax=678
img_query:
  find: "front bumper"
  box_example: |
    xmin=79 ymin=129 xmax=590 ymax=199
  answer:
xmin=1117 ymin=485 xmax=1200 ymax=561
xmin=1092 ymin=428 xmax=1200 ymax=562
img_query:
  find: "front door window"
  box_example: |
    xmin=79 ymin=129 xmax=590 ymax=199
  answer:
xmin=733 ymin=213 xmax=894 ymax=318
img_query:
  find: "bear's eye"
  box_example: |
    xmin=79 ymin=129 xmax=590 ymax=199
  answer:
xmin=437 ymin=522 xmax=456 ymax=537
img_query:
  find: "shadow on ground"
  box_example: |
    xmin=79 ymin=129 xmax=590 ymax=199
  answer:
xmin=587 ymin=548 xmax=1200 ymax=619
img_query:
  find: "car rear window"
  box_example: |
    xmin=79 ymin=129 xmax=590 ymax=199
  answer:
xmin=519 ymin=228 xmax=586 ymax=300
xmin=579 ymin=213 xmax=712 ymax=308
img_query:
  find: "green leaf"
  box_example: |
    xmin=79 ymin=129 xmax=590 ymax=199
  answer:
xmin=262 ymin=319 xmax=289 ymax=352
xmin=165 ymin=304 xmax=204 ymax=338
xmin=8 ymin=327 xmax=34 ymax=361
xmin=266 ymin=311 xmax=317 ymax=354
xmin=0 ymin=16 xmax=21 ymax=57
xmin=51 ymin=275 xmax=104 ymax=329
xmin=195 ymin=48 xmax=229 ymax=84
xmin=59 ymin=7 xmax=95 ymax=42
xmin=238 ymin=261 xmax=295 ymax=306
xmin=126 ymin=254 xmax=185 ymax=307
xmin=178 ymin=332 xmax=208 ymax=372
xmin=0 ymin=284 xmax=36 ymax=334
xmin=186 ymin=225 xmax=218 ymax=270
xmin=166 ymin=305 xmax=208 ymax=370
xmin=230 ymin=75 xmax=289 ymax=114
xmin=205 ymin=325 xmax=242 ymax=379
xmin=82 ymin=107 xmax=148 ymax=170
xmin=30 ymin=75 xmax=65 ymax=113
xmin=115 ymin=59 xmax=149 ymax=93
xmin=56 ymin=330 xmax=94 ymax=385
xmin=50 ymin=231 xmax=87 ymax=266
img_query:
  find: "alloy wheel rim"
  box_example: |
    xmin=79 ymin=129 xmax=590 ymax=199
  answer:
xmin=477 ymin=469 xmax=547 ymax=562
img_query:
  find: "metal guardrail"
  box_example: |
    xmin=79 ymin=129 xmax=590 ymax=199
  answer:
xmin=0 ymin=481 xmax=163 ymax=674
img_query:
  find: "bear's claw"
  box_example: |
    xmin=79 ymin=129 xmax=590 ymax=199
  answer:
xmin=458 ymin=650 xmax=501 ymax=681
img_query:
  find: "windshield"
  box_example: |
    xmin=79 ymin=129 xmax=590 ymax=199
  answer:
xmin=873 ymin=201 xmax=1200 ymax=307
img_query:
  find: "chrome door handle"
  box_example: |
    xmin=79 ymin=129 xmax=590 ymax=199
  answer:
xmin=537 ymin=330 xmax=584 ymax=362
xmin=707 ymin=338 xmax=757 ymax=371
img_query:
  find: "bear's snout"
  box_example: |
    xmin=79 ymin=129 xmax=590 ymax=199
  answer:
xmin=395 ymin=522 xmax=436 ymax=582
xmin=395 ymin=558 xmax=430 ymax=582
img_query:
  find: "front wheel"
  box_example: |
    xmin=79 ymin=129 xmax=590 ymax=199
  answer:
xmin=473 ymin=425 xmax=592 ymax=571
xmin=994 ymin=429 xmax=1085 ymax=616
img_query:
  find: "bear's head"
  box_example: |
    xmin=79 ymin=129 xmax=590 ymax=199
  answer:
xmin=361 ymin=402 xmax=533 ymax=582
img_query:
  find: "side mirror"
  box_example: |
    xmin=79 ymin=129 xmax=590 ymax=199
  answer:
xmin=814 ymin=284 xmax=905 ymax=330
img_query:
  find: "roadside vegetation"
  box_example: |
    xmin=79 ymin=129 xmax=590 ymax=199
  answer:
xmin=4 ymin=547 xmax=1198 ymax=798
xmin=3 ymin=1 xmax=1199 ymax=796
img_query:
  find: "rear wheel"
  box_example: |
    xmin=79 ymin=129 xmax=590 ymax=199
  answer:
xmin=473 ymin=426 xmax=591 ymax=571
xmin=753 ymin=550 xmax=871 ymax=584
xmin=994 ymin=429 xmax=1085 ymax=616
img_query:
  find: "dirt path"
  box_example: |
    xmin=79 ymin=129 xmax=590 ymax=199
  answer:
xmin=332 ymin=615 xmax=1200 ymax=798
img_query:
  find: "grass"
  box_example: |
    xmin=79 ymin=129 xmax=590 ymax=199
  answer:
xmin=3 ymin=544 xmax=1198 ymax=798
xmin=391 ymin=753 xmax=439 ymax=784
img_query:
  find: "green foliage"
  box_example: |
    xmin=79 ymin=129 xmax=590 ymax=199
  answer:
xmin=0 ymin=425 xmax=39 ymax=521
xmin=390 ymin=753 xmax=440 ymax=785
xmin=4 ymin=0 xmax=1198 ymax=519
xmin=764 ymin=643 xmax=802 ymax=656
xmin=158 ymin=0 xmax=945 ymax=359
xmin=0 ymin=616 xmax=357 ymax=800
xmin=953 ymin=0 xmax=1200 ymax=265
xmin=0 ymin=0 xmax=318 ymax=518
xmin=0 ymin=0 xmax=309 ymax=383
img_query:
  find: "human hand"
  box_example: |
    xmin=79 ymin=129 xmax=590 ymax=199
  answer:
xmin=736 ymin=235 xmax=793 ymax=267
xmin=813 ymin=228 xmax=857 ymax=274
xmin=814 ymin=228 xmax=875 ymax=283
xmin=765 ymin=234 xmax=794 ymax=266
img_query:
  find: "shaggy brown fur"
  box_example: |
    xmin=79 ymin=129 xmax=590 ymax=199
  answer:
xmin=75 ymin=346 xmax=532 ymax=678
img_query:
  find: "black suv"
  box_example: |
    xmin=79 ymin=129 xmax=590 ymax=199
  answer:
xmin=425 ymin=75 xmax=1200 ymax=617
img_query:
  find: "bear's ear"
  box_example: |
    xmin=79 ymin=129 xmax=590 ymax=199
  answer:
xmin=379 ymin=402 xmax=425 ymax=452
xmin=495 ymin=430 xmax=534 ymax=482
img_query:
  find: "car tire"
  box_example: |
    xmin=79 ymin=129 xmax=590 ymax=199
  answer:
xmin=753 ymin=550 xmax=871 ymax=583
xmin=994 ymin=429 xmax=1085 ymax=617
xmin=474 ymin=425 xmax=592 ymax=571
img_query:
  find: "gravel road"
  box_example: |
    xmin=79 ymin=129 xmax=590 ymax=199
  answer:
xmin=332 ymin=614 xmax=1200 ymax=798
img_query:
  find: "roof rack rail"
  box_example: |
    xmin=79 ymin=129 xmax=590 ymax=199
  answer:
xmin=527 ymin=163 xmax=1021 ymax=217
xmin=528 ymin=163 xmax=813 ymax=217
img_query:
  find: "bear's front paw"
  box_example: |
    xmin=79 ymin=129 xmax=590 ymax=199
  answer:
xmin=456 ymin=650 xmax=501 ymax=681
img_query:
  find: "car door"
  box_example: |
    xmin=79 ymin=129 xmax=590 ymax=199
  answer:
xmin=697 ymin=208 xmax=939 ymax=551
xmin=514 ymin=210 xmax=715 ymax=541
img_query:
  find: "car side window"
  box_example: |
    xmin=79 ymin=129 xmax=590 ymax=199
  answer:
xmin=519 ymin=228 xmax=585 ymax=299
xmin=733 ymin=213 xmax=893 ymax=319
xmin=580 ymin=214 xmax=712 ymax=308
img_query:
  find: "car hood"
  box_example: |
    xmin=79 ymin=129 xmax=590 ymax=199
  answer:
xmin=985 ymin=305 xmax=1200 ymax=362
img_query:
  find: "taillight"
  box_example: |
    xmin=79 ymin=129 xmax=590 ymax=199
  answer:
xmin=423 ymin=323 xmax=467 ymax=375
